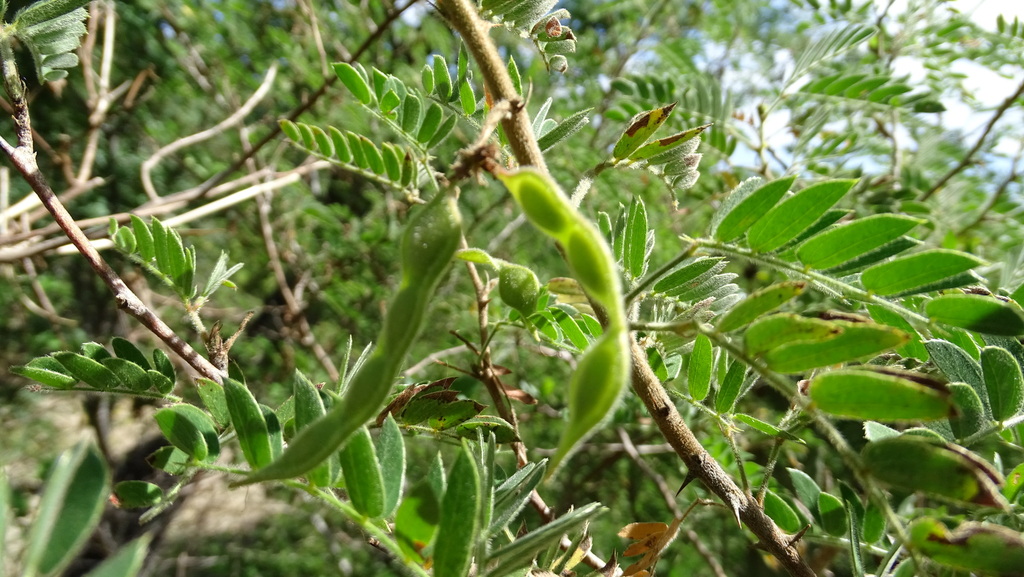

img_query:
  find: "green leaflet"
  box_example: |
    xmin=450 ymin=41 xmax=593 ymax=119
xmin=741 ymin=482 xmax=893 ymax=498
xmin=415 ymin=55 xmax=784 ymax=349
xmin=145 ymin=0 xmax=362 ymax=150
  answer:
xmin=744 ymin=313 xmax=843 ymax=357
xmin=926 ymin=294 xmax=1024 ymax=336
xmin=334 ymin=62 xmax=372 ymax=104
xmin=612 ymin=103 xmax=676 ymax=160
xmin=377 ymin=414 xmax=406 ymax=518
xmin=224 ymin=378 xmax=274 ymax=469
xmin=763 ymin=490 xmax=802 ymax=533
xmin=11 ymin=356 xmax=76 ymax=389
xmin=761 ymin=320 xmax=908 ymax=373
xmin=628 ymin=123 xmax=710 ymax=162
xmin=112 ymin=481 xmax=163 ymax=509
xmin=947 ymin=383 xmax=986 ymax=440
xmin=687 ymin=333 xmax=713 ymax=401
xmin=433 ymin=443 xmax=480 ymax=577
xmin=338 ymin=426 xmax=386 ymax=518
xmin=981 ymin=346 xmax=1024 ymax=421
xmin=716 ymin=281 xmax=806 ymax=332
xmin=715 ymin=358 xmax=747 ymax=413
xmin=818 ymin=492 xmax=847 ymax=537
xmin=796 ymin=214 xmax=923 ymax=269
xmin=537 ymin=107 xmax=593 ymax=152
xmin=53 ymin=352 xmax=119 ymax=390
xmin=910 ymin=518 xmax=1024 ymax=575
xmin=712 ymin=176 xmax=794 ymax=241
xmin=293 ymin=371 xmax=339 ymax=488
xmin=23 ymin=442 xmax=109 ymax=577
xmin=154 ymin=404 xmax=220 ymax=463
xmin=809 ymin=369 xmax=952 ymax=421
xmin=862 ymin=436 xmax=1007 ymax=508
xmin=623 ymin=196 xmax=650 ymax=280
xmin=861 ymin=250 xmax=983 ymax=296
xmin=747 ymin=179 xmax=856 ymax=252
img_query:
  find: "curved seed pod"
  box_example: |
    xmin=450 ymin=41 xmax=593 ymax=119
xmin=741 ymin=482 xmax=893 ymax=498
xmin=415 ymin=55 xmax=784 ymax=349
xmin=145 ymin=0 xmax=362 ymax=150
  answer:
xmin=551 ymin=330 xmax=631 ymax=474
xmin=237 ymin=194 xmax=462 ymax=485
xmin=497 ymin=168 xmax=630 ymax=477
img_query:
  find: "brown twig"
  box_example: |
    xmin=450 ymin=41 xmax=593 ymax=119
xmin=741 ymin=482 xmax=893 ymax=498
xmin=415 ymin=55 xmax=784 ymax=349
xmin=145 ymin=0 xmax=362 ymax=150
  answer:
xmin=921 ymin=76 xmax=1024 ymax=200
xmin=0 ymin=46 xmax=224 ymax=384
xmin=441 ymin=1 xmax=815 ymax=575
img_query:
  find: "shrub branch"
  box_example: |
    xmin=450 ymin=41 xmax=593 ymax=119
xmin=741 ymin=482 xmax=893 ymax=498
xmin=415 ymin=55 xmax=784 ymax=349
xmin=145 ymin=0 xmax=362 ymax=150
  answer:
xmin=440 ymin=1 xmax=815 ymax=575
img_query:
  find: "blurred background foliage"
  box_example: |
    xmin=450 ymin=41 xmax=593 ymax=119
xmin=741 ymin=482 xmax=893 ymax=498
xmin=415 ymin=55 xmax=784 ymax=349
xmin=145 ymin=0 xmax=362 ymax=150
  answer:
xmin=2 ymin=0 xmax=1023 ymax=575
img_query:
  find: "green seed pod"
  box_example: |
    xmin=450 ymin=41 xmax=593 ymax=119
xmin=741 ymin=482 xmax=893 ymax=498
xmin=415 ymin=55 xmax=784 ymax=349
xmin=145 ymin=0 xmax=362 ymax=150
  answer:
xmin=498 ymin=170 xmax=578 ymax=243
xmin=498 ymin=263 xmax=541 ymax=318
xmin=565 ymin=225 xmax=621 ymax=318
xmin=550 ymin=330 xmax=631 ymax=474
xmin=400 ymin=193 xmax=463 ymax=287
xmin=238 ymin=193 xmax=462 ymax=485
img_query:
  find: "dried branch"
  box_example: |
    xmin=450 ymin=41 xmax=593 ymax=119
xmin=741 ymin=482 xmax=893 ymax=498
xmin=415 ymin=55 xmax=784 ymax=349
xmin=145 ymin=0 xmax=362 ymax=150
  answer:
xmin=921 ymin=76 xmax=1024 ymax=200
xmin=140 ymin=64 xmax=278 ymax=201
xmin=0 ymin=44 xmax=224 ymax=384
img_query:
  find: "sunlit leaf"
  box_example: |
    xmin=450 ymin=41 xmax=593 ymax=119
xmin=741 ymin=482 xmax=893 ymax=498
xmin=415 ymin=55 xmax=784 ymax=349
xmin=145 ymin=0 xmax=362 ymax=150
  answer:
xmin=809 ymin=369 xmax=952 ymax=421
xmin=747 ymin=180 xmax=856 ymax=252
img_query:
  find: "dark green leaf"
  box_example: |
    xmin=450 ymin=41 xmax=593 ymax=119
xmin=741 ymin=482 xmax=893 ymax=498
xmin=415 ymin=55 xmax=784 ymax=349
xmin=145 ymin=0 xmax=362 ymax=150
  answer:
xmin=712 ymin=176 xmax=794 ymax=241
xmin=426 ymin=113 xmax=458 ymax=149
xmin=154 ymin=404 xmax=219 ymax=463
xmin=809 ymin=369 xmax=952 ymax=421
xmin=101 ymin=358 xmax=149 ymax=392
xmin=981 ymin=346 xmax=1024 ymax=421
xmin=111 ymin=338 xmax=150 ymax=370
xmin=434 ymin=443 xmax=480 ymax=577
xmin=339 ymin=426 xmax=386 ymax=518
xmin=147 ymin=446 xmax=190 ymax=476
xmin=926 ymin=294 xmax=1024 ymax=336
xmin=152 ymin=348 xmax=175 ymax=384
xmin=417 ymin=102 xmax=444 ymax=143
xmin=195 ymin=379 xmax=230 ymax=428
xmin=224 ymin=378 xmax=274 ymax=469
xmin=23 ymin=442 xmax=108 ymax=577
xmin=947 ymin=383 xmax=986 ymax=440
xmin=763 ymin=490 xmax=802 ymax=533
xmin=796 ymin=214 xmax=923 ymax=269
xmin=717 ymin=281 xmax=806 ymax=332
xmin=762 ymin=321 xmax=908 ymax=373
xmin=862 ymin=436 xmax=1007 ymax=508
xmin=395 ymin=480 xmax=440 ymax=562
xmin=458 ymin=79 xmax=476 ymax=115
xmin=910 ymin=518 xmax=1024 ymax=575
xmin=112 ymin=481 xmax=163 ymax=509
xmin=861 ymin=250 xmax=983 ymax=296
xmin=818 ymin=492 xmax=847 ymax=537
xmin=747 ymin=180 xmax=856 ymax=252
xmin=53 ymin=352 xmax=120 ymax=390
xmin=788 ymin=469 xmax=821 ymax=521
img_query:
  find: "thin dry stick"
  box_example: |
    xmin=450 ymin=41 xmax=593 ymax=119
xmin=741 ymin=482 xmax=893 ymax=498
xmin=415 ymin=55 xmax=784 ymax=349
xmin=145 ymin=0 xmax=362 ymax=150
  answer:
xmin=441 ymin=1 xmax=814 ymax=576
xmin=0 ymin=51 xmax=224 ymax=383
xmin=186 ymin=0 xmax=419 ymax=201
xmin=140 ymin=64 xmax=278 ymax=201
xmin=921 ymin=76 xmax=1024 ymax=200
xmin=256 ymin=191 xmax=339 ymax=381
